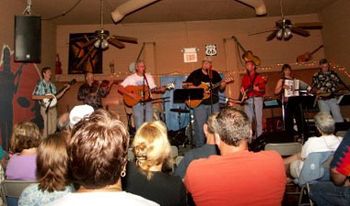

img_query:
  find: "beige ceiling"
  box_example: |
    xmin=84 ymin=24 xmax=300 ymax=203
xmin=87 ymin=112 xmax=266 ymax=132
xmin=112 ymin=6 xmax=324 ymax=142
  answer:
xmin=28 ymin=0 xmax=336 ymax=25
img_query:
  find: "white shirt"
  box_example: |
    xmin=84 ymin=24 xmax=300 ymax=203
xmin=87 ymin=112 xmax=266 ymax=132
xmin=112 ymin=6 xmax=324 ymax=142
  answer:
xmin=293 ymin=135 xmax=343 ymax=176
xmin=48 ymin=191 xmax=159 ymax=206
xmin=120 ymin=73 xmax=156 ymax=89
xmin=301 ymin=135 xmax=343 ymax=159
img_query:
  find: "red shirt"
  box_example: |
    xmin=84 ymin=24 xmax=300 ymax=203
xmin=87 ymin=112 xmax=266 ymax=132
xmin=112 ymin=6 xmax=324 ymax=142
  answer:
xmin=185 ymin=150 xmax=286 ymax=206
xmin=241 ymin=73 xmax=266 ymax=97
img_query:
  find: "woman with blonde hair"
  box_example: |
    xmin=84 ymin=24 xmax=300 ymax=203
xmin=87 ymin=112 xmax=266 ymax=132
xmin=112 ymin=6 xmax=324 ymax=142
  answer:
xmin=123 ymin=121 xmax=186 ymax=206
xmin=19 ymin=131 xmax=74 ymax=205
xmin=6 ymin=121 xmax=41 ymax=180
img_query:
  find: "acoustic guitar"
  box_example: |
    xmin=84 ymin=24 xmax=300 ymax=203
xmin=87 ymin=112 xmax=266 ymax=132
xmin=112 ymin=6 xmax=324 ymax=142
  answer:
xmin=185 ymin=77 xmax=234 ymax=108
xmin=123 ymin=83 xmax=175 ymax=107
xmin=296 ymin=45 xmax=324 ymax=63
xmin=41 ymin=79 xmax=76 ymax=109
xmin=232 ymin=36 xmax=261 ymax=66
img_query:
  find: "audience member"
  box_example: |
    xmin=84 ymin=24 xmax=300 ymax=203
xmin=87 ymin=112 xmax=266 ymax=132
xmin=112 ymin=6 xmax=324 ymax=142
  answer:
xmin=123 ymin=121 xmax=186 ymax=206
xmin=68 ymin=104 xmax=94 ymax=128
xmin=19 ymin=131 xmax=74 ymax=206
xmin=174 ymin=113 xmax=219 ymax=179
xmin=309 ymin=129 xmax=350 ymax=205
xmin=185 ymin=107 xmax=286 ymax=206
xmin=6 ymin=121 xmax=41 ymax=180
xmin=284 ymin=112 xmax=342 ymax=181
xmin=50 ymin=109 xmax=158 ymax=206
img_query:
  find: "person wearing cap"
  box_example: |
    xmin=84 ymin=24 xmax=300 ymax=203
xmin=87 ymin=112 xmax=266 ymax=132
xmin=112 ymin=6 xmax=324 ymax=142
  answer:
xmin=118 ymin=60 xmax=164 ymax=130
xmin=240 ymin=60 xmax=267 ymax=138
xmin=77 ymin=72 xmax=113 ymax=110
xmin=185 ymin=57 xmax=227 ymax=148
xmin=311 ymin=58 xmax=344 ymax=122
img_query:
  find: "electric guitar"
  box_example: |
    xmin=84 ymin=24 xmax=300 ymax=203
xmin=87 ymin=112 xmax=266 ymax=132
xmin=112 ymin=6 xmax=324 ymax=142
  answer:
xmin=315 ymin=66 xmax=350 ymax=99
xmin=185 ymin=77 xmax=234 ymax=108
xmin=42 ymin=79 xmax=76 ymax=109
xmin=230 ymin=75 xmax=268 ymax=105
xmin=123 ymin=83 xmax=175 ymax=107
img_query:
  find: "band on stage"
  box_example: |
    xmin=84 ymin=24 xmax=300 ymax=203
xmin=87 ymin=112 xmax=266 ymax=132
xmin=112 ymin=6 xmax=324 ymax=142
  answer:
xmin=32 ymin=57 xmax=349 ymax=147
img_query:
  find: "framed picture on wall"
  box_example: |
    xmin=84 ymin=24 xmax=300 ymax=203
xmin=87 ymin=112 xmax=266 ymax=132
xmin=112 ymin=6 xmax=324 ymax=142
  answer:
xmin=68 ymin=33 xmax=102 ymax=74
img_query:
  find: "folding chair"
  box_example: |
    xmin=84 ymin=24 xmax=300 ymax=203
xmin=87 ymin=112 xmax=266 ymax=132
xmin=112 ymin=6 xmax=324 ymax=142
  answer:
xmin=297 ymin=152 xmax=334 ymax=206
xmin=1 ymin=179 xmax=37 ymax=205
xmin=264 ymin=142 xmax=302 ymax=156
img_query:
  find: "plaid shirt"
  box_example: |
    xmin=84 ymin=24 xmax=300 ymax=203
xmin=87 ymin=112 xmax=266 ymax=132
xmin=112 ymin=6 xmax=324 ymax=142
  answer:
xmin=32 ymin=79 xmax=57 ymax=96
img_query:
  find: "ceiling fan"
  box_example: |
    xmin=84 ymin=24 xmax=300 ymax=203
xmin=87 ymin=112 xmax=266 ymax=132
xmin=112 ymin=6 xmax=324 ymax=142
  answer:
xmin=86 ymin=0 xmax=138 ymax=50
xmin=250 ymin=0 xmax=321 ymax=41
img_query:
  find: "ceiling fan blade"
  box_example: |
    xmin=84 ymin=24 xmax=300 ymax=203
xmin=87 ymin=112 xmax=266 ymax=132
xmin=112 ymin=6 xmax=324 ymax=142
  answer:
xmin=294 ymin=22 xmax=323 ymax=30
xmin=291 ymin=27 xmax=310 ymax=37
xmin=266 ymin=30 xmax=278 ymax=41
xmin=108 ymin=37 xmax=126 ymax=49
xmin=114 ymin=35 xmax=138 ymax=44
xmin=249 ymin=29 xmax=277 ymax=36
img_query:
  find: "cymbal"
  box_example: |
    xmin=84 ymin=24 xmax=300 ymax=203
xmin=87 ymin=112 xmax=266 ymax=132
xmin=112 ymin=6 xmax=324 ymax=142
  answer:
xmin=170 ymin=108 xmax=190 ymax=113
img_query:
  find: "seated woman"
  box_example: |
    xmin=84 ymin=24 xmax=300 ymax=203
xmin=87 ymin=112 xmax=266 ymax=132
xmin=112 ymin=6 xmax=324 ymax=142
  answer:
xmin=50 ymin=109 xmax=157 ymax=206
xmin=6 ymin=121 xmax=41 ymax=180
xmin=123 ymin=121 xmax=186 ymax=206
xmin=284 ymin=112 xmax=343 ymax=183
xmin=19 ymin=131 xmax=74 ymax=206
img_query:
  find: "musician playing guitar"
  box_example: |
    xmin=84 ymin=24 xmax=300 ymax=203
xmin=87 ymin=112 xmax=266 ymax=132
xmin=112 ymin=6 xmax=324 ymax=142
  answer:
xmin=118 ymin=60 xmax=165 ymax=130
xmin=77 ymin=72 xmax=115 ymax=110
xmin=241 ymin=60 xmax=266 ymax=138
xmin=311 ymin=58 xmax=344 ymax=122
xmin=184 ymin=57 xmax=228 ymax=148
xmin=32 ymin=67 xmax=71 ymax=137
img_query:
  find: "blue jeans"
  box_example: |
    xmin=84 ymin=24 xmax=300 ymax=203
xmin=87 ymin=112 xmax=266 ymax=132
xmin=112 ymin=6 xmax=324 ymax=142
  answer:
xmin=318 ymin=98 xmax=344 ymax=122
xmin=244 ymin=97 xmax=263 ymax=138
xmin=133 ymin=101 xmax=153 ymax=130
xmin=193 ymin=103 xmax=220 ymax=147
xmin=309 ymin=181 xmax=350 ymax=206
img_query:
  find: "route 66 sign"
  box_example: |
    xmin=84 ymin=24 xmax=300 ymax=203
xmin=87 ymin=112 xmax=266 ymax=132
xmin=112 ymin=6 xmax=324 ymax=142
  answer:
xmin=205 ymin=44 xmax=217 ymax=56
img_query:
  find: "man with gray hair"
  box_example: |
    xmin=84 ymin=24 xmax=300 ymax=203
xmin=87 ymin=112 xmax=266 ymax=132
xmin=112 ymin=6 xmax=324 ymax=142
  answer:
xmin=285 ymin=112 xmax=343 ymax=181
xmin=184 ymin=107 xmax=286 ymax=206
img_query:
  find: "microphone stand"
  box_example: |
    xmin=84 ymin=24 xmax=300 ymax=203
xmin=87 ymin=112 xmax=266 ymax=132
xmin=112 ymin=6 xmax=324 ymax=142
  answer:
xmin=208 ymin=67 xmax=214 ymax=113
xmin=45 ymin=97 xmax=53 ymax=137
xmin=281 ymin=78 xmax=286 ymax=131
xmin=143 ymin=72 xmax=151 ymax=124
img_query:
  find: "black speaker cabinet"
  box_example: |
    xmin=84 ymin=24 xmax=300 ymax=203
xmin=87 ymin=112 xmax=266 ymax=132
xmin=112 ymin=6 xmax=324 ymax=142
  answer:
xmin=14 ymin=15 xmax=41 ymax=63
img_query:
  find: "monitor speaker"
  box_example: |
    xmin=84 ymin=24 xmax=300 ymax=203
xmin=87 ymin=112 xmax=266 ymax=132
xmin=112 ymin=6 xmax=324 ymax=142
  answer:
xmin=14 ymin=15 xmax=41 ymax=63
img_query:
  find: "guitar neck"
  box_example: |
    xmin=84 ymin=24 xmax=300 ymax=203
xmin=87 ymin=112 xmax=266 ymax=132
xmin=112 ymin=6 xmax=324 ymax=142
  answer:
xmin=232 ymin=36 xmax=246 ymax=53
xmin=310 ymin=45 xmax=324 ymax=55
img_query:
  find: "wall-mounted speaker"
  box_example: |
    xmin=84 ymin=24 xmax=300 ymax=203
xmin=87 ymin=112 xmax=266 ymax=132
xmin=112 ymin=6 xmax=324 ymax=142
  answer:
xmin=14 ymin=15 xmax=41 ymax=63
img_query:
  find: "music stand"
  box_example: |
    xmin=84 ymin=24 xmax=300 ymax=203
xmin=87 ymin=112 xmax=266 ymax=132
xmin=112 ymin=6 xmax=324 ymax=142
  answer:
xmin=337 ymin=94 xmax=350 ymax=106
xmin=288 ymin=95 xmax=316 ymax=143
xmin=173 ymin=88 xmax=204 ymax=147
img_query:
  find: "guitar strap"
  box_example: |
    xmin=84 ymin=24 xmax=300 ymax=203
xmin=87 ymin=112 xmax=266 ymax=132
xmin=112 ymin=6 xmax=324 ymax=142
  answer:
xmin=248 ymin=73 xmax=258 ymax=95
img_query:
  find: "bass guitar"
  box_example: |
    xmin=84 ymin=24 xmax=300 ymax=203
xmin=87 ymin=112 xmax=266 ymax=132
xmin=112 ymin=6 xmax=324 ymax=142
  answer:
xmin=123 ymin=83 xmax=175 ymax=107
xmin=185 ymin=76 xmax=234 ymax=108
xmin=42 ymin=79 xmax=76 ymax=109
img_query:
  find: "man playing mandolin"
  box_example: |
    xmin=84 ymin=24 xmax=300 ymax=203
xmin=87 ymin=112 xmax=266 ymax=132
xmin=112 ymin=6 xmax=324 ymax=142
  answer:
xmin=240 ymin=60 xmax=266 ymax=138
xmin=185 ymin=57 xmax=228 ymax=147
xmin=32 ymin=67 xmax=71 ymax=137
xmin=118 ymin=60 xmax=165 ymax=130
xmin=311 ymin=58 xmax=344 ymax=122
